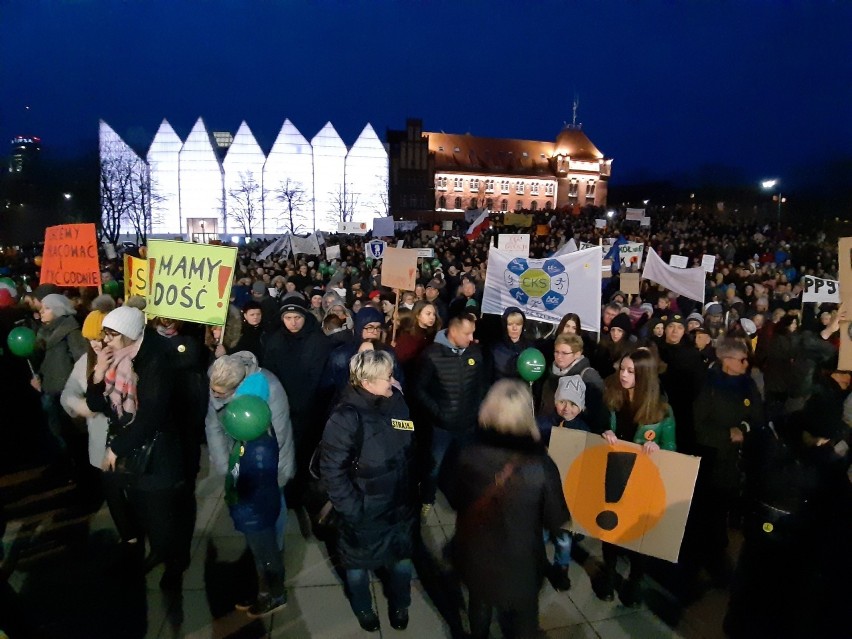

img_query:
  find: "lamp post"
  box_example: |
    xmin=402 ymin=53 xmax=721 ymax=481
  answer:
xmin=761 ymin=179 xmax=784 ymax=229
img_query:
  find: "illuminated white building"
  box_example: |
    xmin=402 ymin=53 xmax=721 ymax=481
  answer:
xmin=100 ymin=117 xmax=389 ymax=239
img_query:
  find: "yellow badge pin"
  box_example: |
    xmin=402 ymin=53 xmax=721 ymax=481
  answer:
xmin=392 ymin=419 xmax=415 ymax=431
xmin=744 ymin=399 xmax=751 ymax=407
xmin=468 ymin=358 xmax=475 ymax=366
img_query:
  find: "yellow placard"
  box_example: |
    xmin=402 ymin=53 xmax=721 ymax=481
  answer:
xmin=146 ymin=240 xmax=238 ymax=325
xmin=123 ymin=255 xmax=150 ymax=300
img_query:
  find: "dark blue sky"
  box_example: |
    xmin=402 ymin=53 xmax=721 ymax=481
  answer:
xmin=2 ymin=0 xmax=850 ymax=187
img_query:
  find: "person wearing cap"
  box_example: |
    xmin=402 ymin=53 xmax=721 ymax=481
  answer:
xmin=448 ymin=275 xmax=481 ymax=322
xmin=686 ymin=312 xmax=704 ymax=333
xmin=262 ymin=295 xmax=333 ymax=514
xmin=691 ymin=326 xmax=715 ymax=367
xmin=424 ymin=279 xmax=448 ymax=326
xmin=536 ymin=374 xmax=590 ymax=591
xmin=592 ymin=312 xmax=635 ymax=376
xmin=703 ymin=302 xmax=725 ymax=340
xmin=658 ymin=313 xmax=705 ymax=454
xmin=690 ymin=339 xmax=764 ymax=586
xmin=250 ymin=280 xmax=281 ymax=333
xmin=85 ymin=305 xmax=187 ymax=588
xmin=33 ymin=294 xmax=89 ymax=451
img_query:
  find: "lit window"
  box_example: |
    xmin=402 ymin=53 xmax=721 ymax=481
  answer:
xmin=568 ymin=179 xmax=579 ymax=198
xmin=586 ymin=180 xmax=596 ymax=197
xmin=470 ymin=178 xmax=479 ymax=191
xmin=454 ymin=177 xmax=463 ymax=191
xmin=485 ymin=179 xmax=494 ymax=192
xmin=436 ymin=176 xmax=447 ymax=190
xmin=530 ymin=182 xmax=539 ymax=196
xmin=453 ymin=146 xmax=460 ymax=152
xmin=501 ymin=180 xmax=510 ymax=194
xmin=522 ymin=152 xmax=528 ymax=158
xmin=516 ymin=181 xmax=525 ymax=195
xmin=545 ymin=183 xmax=555 ymax=196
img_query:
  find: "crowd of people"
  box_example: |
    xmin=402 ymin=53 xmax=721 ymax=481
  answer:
xmin=1 ymin=204 xmax=850 ymax=638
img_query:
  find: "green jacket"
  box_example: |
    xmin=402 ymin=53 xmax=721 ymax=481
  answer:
xmin=609 ymin=405 xmax=677 ymax=451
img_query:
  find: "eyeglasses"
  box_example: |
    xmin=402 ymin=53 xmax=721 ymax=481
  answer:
xmin=554 ymin=350 xmax=576 ymax=357
xmin=101 ymin=328 xmax=120 ymax=340
xmin=725 ymin=356 xmax=748 ymax=365
xmin=362 ymin=324 xmax=382 ymax=333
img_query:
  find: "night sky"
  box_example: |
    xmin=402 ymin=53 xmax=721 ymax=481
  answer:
xmin=2 ymin=0 xmax=851 ymax=188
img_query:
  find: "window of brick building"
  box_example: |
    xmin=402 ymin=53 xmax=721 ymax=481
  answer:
xmin=454 ymin=197 xmax=462 ymax=209
xmin=531 ymin=201 xmax=538 ymax=211
xmin=501 ymin=199 xmax=508 ymax=212
xmin=516 ymin=181 xmax=525 ymax=195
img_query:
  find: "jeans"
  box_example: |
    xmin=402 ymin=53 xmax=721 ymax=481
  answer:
xmin=422 ymin=427 xmax=473 ymax=504
xmin=274 ymin=490 xmax=287 ymax=551
xmin=345 ymin=559 xmax=412 ymax=614
xmin=41 ymin=392 xmax=67 ymax=451
xmin=244 ymin=527 xmax=286 ymax=596
xmin=543 ymin=529 xmax=572 ymax=567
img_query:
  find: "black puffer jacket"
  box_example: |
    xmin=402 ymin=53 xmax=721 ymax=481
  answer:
xmin=319 ymin=385 xmax=417 ymax=569
xmin=414 ymin=330 xmax=486 ymax=433
xmin=489 ymin=306 xmax=531 ymax=382
xmin=442 ymin=430 xmax=570 ymax=609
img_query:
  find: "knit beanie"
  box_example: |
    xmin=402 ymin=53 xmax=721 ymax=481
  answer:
xmin=609 ymin=313 xmax=633 ymax=334
xmin=102 ymin=306 xmax=145 ymax=341
xmin=40 ymin=294 xmax=75 ymax=318
xmin=34 ymin=283 xmax=59 ymax=301
xmin=91 ymin=294 xmax=117 ymax=314
xmin=555 ymin=375 xmax=586 ymax=410
xmin=82 ymin=310 xmax=108 ymax=340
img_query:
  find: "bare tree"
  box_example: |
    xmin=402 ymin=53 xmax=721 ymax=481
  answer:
xmin=275 ymin=178 xmax=310 ymax=234
xmin=376 ymin=174 xmax=390 ymax=217
xmin=99 ymin=141 xmax=133 ymax=245
xmin=224 ymin=171 xmax=263 ymax=237
xmin=122 ymin=161 xmax=164 ymax=245
xmin=328 ymin=183 xmax=359 ymax=225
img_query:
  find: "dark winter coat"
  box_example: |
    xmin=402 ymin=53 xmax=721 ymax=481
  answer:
xmin=489 ymin=306 xmax=531 ymax=382
xmin=538 ymin=356 xmax=608 ymax=434
xmin=536 ymin=412 xmax=590 ymax=447
xmin=694 ymin=367 xmax=765 ymax=491
xmin=413 ymin=330 xmax=486 ymax=433
xmin=37 ymin=315 xmax=88 ymax=394
xmin=229 ymin=322 xmax=264 ymax=360
xmin=442 ymin=430 xmax=570 ymax=609
xmin=659 ymin=339 xmax=706 ymax=453
xmin=86 ymin=328 xmax=182 ymax=490
xmin=228 ymin=432 xmax=281 ymax=533
xmin=319 ymin=385 xmax=417 ymax=569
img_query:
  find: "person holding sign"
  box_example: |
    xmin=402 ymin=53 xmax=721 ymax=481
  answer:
xmin=596 ymin=349 xmax=676 ymax=606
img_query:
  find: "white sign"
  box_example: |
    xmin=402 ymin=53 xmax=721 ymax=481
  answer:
xmin=417 ymin=248 xmax=435 ymax=258
xmin=442 ymin=220 xmax=454 ymax=231
xmin=579 ymin=241 xmax=601 ymax=253
xmin=594 ymin=219 xmax=607 ymax=229
xmin=640 ymin=217 xmax=651 ymax=227
xmin=373 ymin=216 xmax=394 ymax=237
xmin=339 ymin=222 xmax=369 ymax=235
xmin=701 ymin=254 xmax=716 ymax=273
xmin=498 ymin=234 xmax=530 ymax=256
xmin=802 ymin=275 xmax=840 ymax=303
xmin=619 ymin=242 xmax=644 ymax=269
xmin=365 ymin=239 xmax=387 ymax=260
xmin=482 ymin=248 xmax=602 ymax=333
xmin=626 ymin=208 xmax=645 ymax=221
xmin=325 ymin=245 xmax=341 ymax=261
xmin=669 ymin=254 xmax=689 ymax=269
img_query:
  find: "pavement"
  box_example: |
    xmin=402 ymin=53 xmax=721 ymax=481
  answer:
xmin=1 ymin=450 xmax=732 ymax=639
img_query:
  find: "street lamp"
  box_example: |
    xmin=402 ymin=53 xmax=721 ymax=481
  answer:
xmin=761 ymin=179 xmax=784 ymax=229
xmin=63 ymin=193 xmax=72 ymax=200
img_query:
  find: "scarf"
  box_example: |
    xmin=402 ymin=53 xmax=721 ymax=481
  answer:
xmin=156 ymin=324 xmax=179 ymax=337
xmin=104 ymin=339 xmax=142 ymax=423
xmin=551 ymin=362 xmax=573 ymax=377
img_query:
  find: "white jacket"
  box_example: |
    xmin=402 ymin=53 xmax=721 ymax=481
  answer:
xmin=60 ymin=354 xmax=109 ymax=467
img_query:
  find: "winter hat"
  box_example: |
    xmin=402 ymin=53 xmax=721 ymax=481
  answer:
xmin=426 ymin=278 xmax=442 ymax=290
xmin=555 ymin=375 xmax=586 ymax=410
xmin=740 ymin=318 xmax=757 ymax=335
xmin=640 ymin=303 xmax=654 ymax=316
xmin=0 ymin=289 xmax=13 ymax=308
xmin=666 ymin=314 xmax=687 ymax=327
xmin=235 ymin=371 xmax=271 ymax=402
xmin=609 ymin=313 xmax=632 ymax=334
xmin=355 ymin=306 xmax=385 ymax=335
xmin=40 ymin=294 xmax=75 ymax=318
xmin=251 ymin=281 xmax=267 ymax=295
xmin=34 ymin=283 xmax=59 ymax=301
xmin=102 ymin=306 xmax=145 ymax=341
xmin=368 ymin=290 xmax=381 ymax=301
xmin=686 ymin=312 xmax=704 ymax=326
xmin=124 ymin=295 xmax=147 ymax=310
xmin=82 ymin=309 xmax=108 ymax=340
xmin=279 ymin=296 xmax=308 ymax=318
xmin=704 ymin=302 xmax=724 ymax=316
xmin=91 ymin=294 xmax=117 ymax=314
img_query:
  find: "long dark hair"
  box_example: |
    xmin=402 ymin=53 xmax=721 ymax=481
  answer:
xmin=604 ymin=348 xmax=668 ymax=425
xmin=557 ymin=313 xmax=582 ymax=335
xmin=406 ymin=300 xmax=442 ymax=339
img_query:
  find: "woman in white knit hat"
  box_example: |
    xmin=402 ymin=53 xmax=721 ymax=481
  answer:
xmin=86 ymin=305 xmax=188 ymax=590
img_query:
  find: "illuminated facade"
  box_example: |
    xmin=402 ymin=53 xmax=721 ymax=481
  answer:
xmin=100 ymin=118 xmax=389 ymax=238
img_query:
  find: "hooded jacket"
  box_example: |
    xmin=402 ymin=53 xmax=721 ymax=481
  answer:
xmin=489 ymin=306 xmax=532 ymax=382
xmin=37 ymin=315 xmax=88 ymax=394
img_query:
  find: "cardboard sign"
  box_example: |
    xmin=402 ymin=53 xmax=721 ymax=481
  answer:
xmin=701 ymin=254 xmax=716 ymax=273
xmin=338 ymin=222 xmax=369 ymax=235
xmin=620 ymin=272 xmax=641 ymax=295
xmin=802 ymin=275 xmax=840 ymax=303
xmin=146 ymin=240 xmax=238 ymax=325
xmin=365 ymin=240 xmax=387 ymax=260
xmin=669 ymin=254 xmax=689 ymax=269
xmin=420 ymin=230 xmax=437 ymax=243
xmin=40 ymin=224 xmax=102 ymax=287
xmin=536 ymin=224 xmax=550 ymax=236
xmin=548 ymin=429 xmax=700 ymax=563
xmin=626 ymin=208 xmax=645 ymax=221
xmin=124 ymin=255 xmax=150 ymax=299
xmin=442 ymin=220 xmax=454 ymax=231
xmin=837 ymin=238 xmax=852 ymax=369
xmin=373 ymin=216 xmax=394 ymax=237
xmin=416 ymin=248 xmax=435 ymax=258
xmin=379 ymin=246 xmax=419 ymax=291
xmin=325 ymin=245 xmax=341 ymax=261
xmin=498 ymin=234 xmax=530 ymax=256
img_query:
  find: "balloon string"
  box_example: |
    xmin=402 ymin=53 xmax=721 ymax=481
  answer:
xmin=27 ymin=359 xmax=36 ymax=378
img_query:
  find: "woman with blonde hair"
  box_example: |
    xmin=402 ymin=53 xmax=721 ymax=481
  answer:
xmin=594 ymin=348 xmax=676 ymax=606
xmin=443 ymin=379 xmax=570 ymax=639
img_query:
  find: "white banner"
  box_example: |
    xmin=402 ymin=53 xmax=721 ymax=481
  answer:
xmin=258 ymin=234 xmax=291 ymax=260
xmin=642 ymin=248 xmax=705 ymax=303
xmin=802 ymin=275 xmax=840 ymax=303
xmin=579 ymin=241 xmax=600 ymax=253
xmin=325 ymin=244 xmax=341 ymax=261
xmin=594 ymin=219 xmax=607 ymax=229
xmin=482 ymin=247 xmax=602 ymax=332
xmin=669 ymin=254 xmax=689 ymax=269
xmin=552 ymin=238 xmax=578 ymax=257
xmin=626 ymin=208 xmax=645 ymax=221
xmin=291 ymin=233 xmax=321 ymax=256
xmin=373 ymin=216 xmax=394 ymax=237
xmin=499 ymin=234 xmax=530 ymax=256
xmin=619 ymin=242 xmax=644 ymax=269
xmin=339 ymin=222 xmax=369 ymax=235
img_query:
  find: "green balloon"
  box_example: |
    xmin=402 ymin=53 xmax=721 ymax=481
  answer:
xmin=517 ymin=347 xmax=546 ymax=382
xmin=222 ymin=394 xmax=271 ymax=441
xmin=7 ymin=326 xmax=37 ymax=358
xmin=0 ymin=277 xmax=15 ymax=288
xmin=103 ymin=280 xmax=122 ymax=297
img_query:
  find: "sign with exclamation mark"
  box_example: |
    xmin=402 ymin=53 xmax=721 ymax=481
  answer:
xmin=548 ymin=430 xmax=700 ymax=563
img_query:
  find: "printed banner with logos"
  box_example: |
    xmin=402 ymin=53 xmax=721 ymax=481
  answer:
xmin=482 ymin=247 xmax=602 ymax=332
xmin=124 ymin=255 xmax=150 ymax=299
xmin=802 ymin=275 xmax=839 ymax=303
xmin=40 ymin=224 xmax=102 ymax=288
xmin=379 ymin=247 xmax=419 ymax=291
xmin=146 ymin=240 xmax=238 ymax=325
xmin=498 ymin=234 xmax=530 ymax=256
xmin=258 ymin=235 xmax=291 ymax=260
xmin=365 ymin=239 xmax=387 ymax=260
xmin=338 ymin=221 xmax=369 ymax=235
xmin=619 ymin=242 xmax=644 ymax=270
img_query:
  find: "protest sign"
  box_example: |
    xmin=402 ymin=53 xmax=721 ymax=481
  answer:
xmin=365 ymin=239 xmax=387 ymax=260
xmin=504 ymin=213 xmax=533 ymax=228
xmin=837 ymin=238 xmax=852 ymax=369
xmin=338 ymin=222 xmax=369 ymax=235
xmin=594 ymin=219 xmax=607 ymax=229
xmin=291 ymin=233 xmax=321 ymax=256
xmin=669 ymin=254 xmax=689 ymax=269
xmin=420 ymin=230 xmax=437 ymax=243
xmin=701 ymin=254 xmax=716 ymax=273
xmin=379 ymin=247 xmax=419 ymax=291
xmin=124 ymin=255 xmax=150 ymax=299
xmin=40 ymin=224 xmax=101 ymax=288
xmin=325 ymin=244 xmax=341 ymax=261
xmin=442 ymin=220 xmax=454 ymax=231
xmin=802 ymin=275 xmax=840 ymax=303
xmin=640 ymin=217 xmax=651 ymax=227
xmin=416 ymin=248 xmax=435 ymax=258
xmin=373 ymin=216 xmax=394 ymax=237
xmin=482 ymin=247 xmax=602 ymax=332
xmin=620 ymin=272 xmax=641 ymax=295
xmin=498 ymin=234 xmax=530 ymax=256
xmin=626 ymin=208 xmax=645 ymax=221
xmin=146 ymin=240 xmax=237 ymax=325
xmin=619 ymin=242 xmax=644 ymax=270
xmin=536 ymin=224 xmax=549 ymax=236
xmin=548 ymin=429 xmax=700 ymax=563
